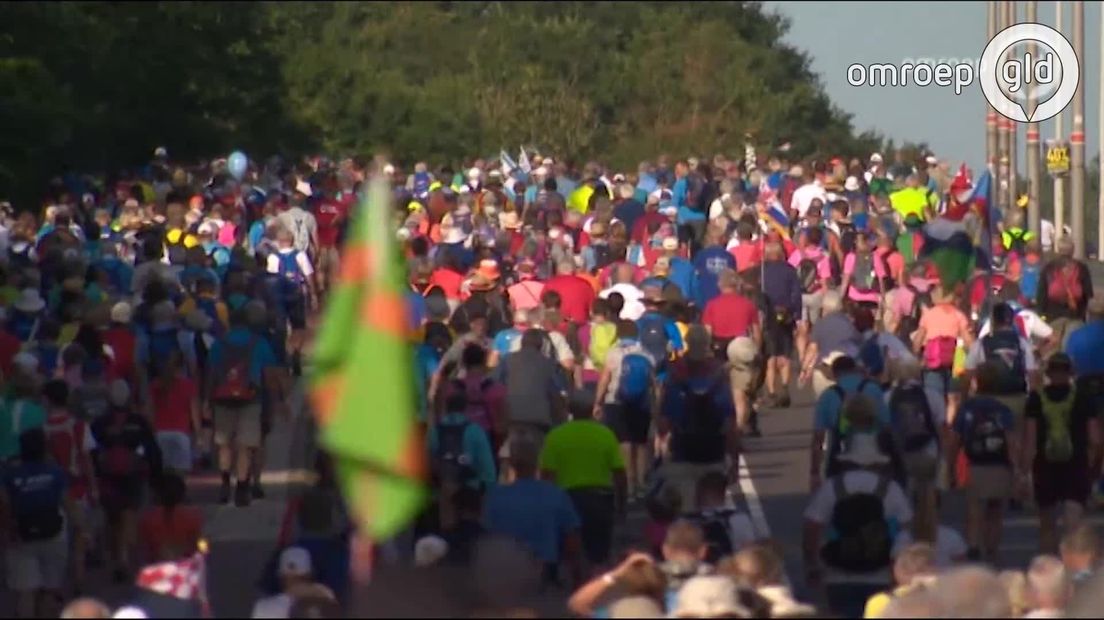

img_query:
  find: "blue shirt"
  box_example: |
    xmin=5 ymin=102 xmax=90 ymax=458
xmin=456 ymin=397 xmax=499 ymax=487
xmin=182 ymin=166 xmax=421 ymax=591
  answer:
xmin=613 ymin=199 xmax=646 ymax=235
xmin=492 ymin=328 xmax=522 ymax=361
xmin=413 ymin=344 xmax=440 ymax=422
xmin=672 ymin=177 xmax=689 ymax=209
xmin=205 ymin=327 xmax=278 ymax=385
xmin=2 ymin=461 xmax=67 ymax=524
xmin=693 ymin=247 xmax=737 ymax=307
xmin=814 ymin=374 xmax=891 ymax=433
xmin=406 ymin=290 xmax=427 ymax=335
xmin=666 ymin=256 xmax=698 ymax=301
xmin=483 ymin=478 xmax=580 ymax=564
xmin=1067 ymin=320 xmax=1104 ymax=376
xmin=426 ymin=413 xmax=498 ymax=490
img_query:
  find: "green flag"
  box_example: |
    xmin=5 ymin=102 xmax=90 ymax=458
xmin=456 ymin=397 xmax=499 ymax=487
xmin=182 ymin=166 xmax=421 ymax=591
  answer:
xmin=309 ymin=176 xmax=425 ymax=540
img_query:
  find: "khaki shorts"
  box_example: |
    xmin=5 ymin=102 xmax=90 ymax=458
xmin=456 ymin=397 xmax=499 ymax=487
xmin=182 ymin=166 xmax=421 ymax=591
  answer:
xmin=318 ymin=246 xmax=340 ymax=283
xmin=1050 ymin=318 xmax=1084 ymax=351
xmin=802 ymin=291 xmax=824 ymax=324
xmin=967 ymin=464 xmax=1013 ymax=502
xmin=213 ymin=402 xmax=263 ymax=449
xmin=729 ymin=364 xmax=756 ymax=392
xmin=660 ymin=461 xmax=727 ymax=509
xmin=6 ymin=531 xmax=68 ymax=592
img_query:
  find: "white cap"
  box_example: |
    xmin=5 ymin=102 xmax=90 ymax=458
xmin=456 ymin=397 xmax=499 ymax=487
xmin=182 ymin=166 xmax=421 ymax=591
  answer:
xmin=295 ymin=180 xmax=313 ymax=197
xmin=844 ymin=176 xmax=861 ymax=192
xmin=279 ymin=546 xmax=313 ymax=576
xmin=197 ymin=222 xmax=216 ymax=236
xmin=113 ymin=607 xmax=149 ymax=619
xmin=382 ymin=163 xmax=395 ymax=176
xmin=925 ymin=155 xmax=938 ymax=165
xmin=111 ymin=301 xmax=133 ymax=324
xmin=414 ymin=536 xmax=449 ymax=568
xmin=870 ymin=152 xmax=884 ymax=163
xmin=153 ymin=146 xmax=167 ymax=158
xmin=467 ymin=167 xmax=482 ymax=180
xmin=533 ymin=166 xmax=548 ymax=176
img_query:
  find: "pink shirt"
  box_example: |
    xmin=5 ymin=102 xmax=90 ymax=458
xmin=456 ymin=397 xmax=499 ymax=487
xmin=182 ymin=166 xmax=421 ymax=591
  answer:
xmin=787 ymin=247 xmax=832 ymax=291
xmin=508 ymin=279 xmax=545 ymax=312
xmin=875 ymin=247 xmax=906 ymax=285
xmin=217 ymin=221 xmax=237 ymax=247
xmin=889 ymin=278 xmax=934 ymax=320
xmin=843 ymin=253 xmax=882 ymax=304
xmin=919 ymin=303 xmax=970 ymax=343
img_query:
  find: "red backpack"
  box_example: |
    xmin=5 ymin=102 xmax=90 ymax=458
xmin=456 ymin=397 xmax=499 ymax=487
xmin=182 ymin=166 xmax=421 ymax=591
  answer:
xmin=45 ymin=415 xmax=83 ymax=478
xmin=1046 ymin=261 xmax=1083 ymax=311
xmin=210 ymin=336 xmax=259 ymax=405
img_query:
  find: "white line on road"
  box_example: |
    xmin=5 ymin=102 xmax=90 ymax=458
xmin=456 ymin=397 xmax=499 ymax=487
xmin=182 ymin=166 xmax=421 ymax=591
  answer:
xmin=737 ymin=454 xmax=793 ymax=588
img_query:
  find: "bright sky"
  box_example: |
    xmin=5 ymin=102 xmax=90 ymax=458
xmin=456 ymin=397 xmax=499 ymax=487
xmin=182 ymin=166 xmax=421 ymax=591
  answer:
xmin=764 ymin=1 xmax=1103 ymax=171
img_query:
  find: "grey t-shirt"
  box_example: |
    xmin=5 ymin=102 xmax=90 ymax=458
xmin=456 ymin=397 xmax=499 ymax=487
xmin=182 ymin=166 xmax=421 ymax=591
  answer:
xmin=503 ymin=348 xmax=563 ymax=427
xmin=810 ymin=311 xmax=861 ymax=361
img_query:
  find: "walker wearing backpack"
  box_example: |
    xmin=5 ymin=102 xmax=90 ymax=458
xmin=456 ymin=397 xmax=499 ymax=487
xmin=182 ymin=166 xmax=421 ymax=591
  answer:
xmin=1040 ymin=387 xmax=1076 ymax=464
xmin=1046 ymin=260 xmax=1084 ymax=314
xmin=588 ymin=322 xmax=617 ymax=371
xmin=669 ymin=367 xmax=727 ymax=464
xmin=896 ymin=285 xmax=932 ymax=343
xmin=961 ymin=399 xmax=1011 ymax=466
xmin=276 ymin=250 xmax=307 ymax=302
xmin=820 ymin=475 xmax=894 ymax=574
xmin=209 ymin=336 xmax=260 ymax=406
xmin=617 ymin=349 xmax=655 ymax=411
xmin=451 ymin=376 xmax=494 ymax=436
xmin=433 ymin=419 xmax=478 ymax=490
xmin=981 ymin=329 xmax=1027 ymax=396
xmin=637 ymin=313 xmax=671 ymax=372
xmin=849 ymin=253 xmax=879 ymax=295
xmin=889 ymin=384 xmax=938 ymax=454
xmin=146 ymin=327 xmax=183 ymax=381
xmin=798 ymin=256 xmax=821 ymax=294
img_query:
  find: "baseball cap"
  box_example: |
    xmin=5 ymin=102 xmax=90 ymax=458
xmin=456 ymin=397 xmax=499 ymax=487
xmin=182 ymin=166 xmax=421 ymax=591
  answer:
xmin=279 ymin=546 xmax=313 ymax=576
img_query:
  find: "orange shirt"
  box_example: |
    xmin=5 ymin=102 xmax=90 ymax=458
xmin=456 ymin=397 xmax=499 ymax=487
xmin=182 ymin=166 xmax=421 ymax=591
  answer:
xmin=428 ymin=268 xmax=463 ymax=301
xmin=919 ymin=302 xmax=969 ymax=343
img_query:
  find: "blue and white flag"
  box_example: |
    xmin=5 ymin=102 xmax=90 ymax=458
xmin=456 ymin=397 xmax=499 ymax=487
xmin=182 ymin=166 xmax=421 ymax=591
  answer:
xmin=518 ymin=147 xmax=531 ymax=174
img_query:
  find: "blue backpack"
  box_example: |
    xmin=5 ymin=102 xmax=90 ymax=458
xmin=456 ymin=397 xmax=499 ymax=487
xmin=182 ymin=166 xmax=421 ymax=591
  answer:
xmin=1020 ymin=260 xmax=1041 ymax=303
xmin=858 ymin=333 xmax=886 ymax=378
xmin=412 ymin=172 xmax=432 ymax=199
xmin=195 ymin=297 xmax=225 ymax=336
xmin=146 ymin=327 xmax=182 ymax=378
xmin=617 ymin=350 xmax=654 ymax=406
xmin=276 ymin=252 xmax=306 ymax=299
xmin=637 ymin=313 xmax=670 ymax=370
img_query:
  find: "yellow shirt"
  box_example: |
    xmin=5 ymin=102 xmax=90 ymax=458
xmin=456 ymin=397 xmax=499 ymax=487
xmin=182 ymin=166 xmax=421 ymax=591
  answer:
xmin=889 ymin=187 xmax=935 ymax=221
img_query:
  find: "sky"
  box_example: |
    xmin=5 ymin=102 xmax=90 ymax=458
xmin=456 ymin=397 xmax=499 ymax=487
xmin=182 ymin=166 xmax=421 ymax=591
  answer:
xmin=763 ymin=1 xmax=1103 ymax=172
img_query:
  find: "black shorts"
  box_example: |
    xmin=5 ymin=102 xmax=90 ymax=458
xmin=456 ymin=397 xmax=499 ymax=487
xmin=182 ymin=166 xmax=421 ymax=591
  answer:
xmin=1034 ymin=460 xmax=1092 ymax=509
xmin=604 ymin=403 xmax=651 ymax=445
xmin=281 ymin=294 xmax=307 ymax=330
xmin=764 ymin=319 xmax=794 ymax=359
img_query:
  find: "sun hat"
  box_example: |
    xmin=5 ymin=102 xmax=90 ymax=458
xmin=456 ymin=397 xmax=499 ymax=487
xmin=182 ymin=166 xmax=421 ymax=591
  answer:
xmin=870 ymin=153 xmax=884 ymax=164
xmin=279 ymin=546 xmax=313 ymax=576
xmin=467 ymin=167 xmax=482 ymax=180
xmin=844 ymin=176 xmax=861 ymax=192
xmin=13 ymin=288 xmax=45 ymax=313
xmin=671 ymin=575 xmax=749 ymax=618
xmin=112 ymin=607 xmax=149 ymax=619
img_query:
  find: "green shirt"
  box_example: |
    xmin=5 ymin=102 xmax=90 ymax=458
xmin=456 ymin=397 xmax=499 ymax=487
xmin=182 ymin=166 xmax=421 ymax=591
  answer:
xmin=0 ymin=397 xmax=47 ymax=461
xmin=539 ymin=420 xmax=624 ymax=490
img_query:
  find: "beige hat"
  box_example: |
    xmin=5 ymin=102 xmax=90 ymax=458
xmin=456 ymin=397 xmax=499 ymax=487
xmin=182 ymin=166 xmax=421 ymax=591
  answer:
xmin=727 ymin=336 xmax=758 ymax=365
xmin=111 ymin=301 xmax=133 ymax=324
xmin=672 ymin=575 xmax=749 ymax=618
xmin=661 ymin=236 xmax=679 ymax=251
xmin=279 ymin=546 xmax=313 ymax=576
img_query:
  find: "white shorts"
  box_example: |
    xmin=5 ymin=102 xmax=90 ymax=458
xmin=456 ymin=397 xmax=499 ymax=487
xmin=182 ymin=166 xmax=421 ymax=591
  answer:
xmin=6 ymin=532 xmax=68 ymax=592
xmin=156 ymin=431 xmax=194 ymax=473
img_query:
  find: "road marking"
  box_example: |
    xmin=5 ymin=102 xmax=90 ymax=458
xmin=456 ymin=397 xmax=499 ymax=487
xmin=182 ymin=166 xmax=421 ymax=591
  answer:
xmin=737 ymin=454 xmax=793 ymax=588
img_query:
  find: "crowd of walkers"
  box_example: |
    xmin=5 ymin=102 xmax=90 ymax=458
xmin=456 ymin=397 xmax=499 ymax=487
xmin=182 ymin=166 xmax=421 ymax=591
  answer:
xmin=5 ymin=146 xmax=1104 ymax=618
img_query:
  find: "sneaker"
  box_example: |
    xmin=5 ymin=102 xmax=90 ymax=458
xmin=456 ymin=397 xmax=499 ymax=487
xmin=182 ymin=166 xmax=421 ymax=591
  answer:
xmin=234 ymin=482 xmax=251 ymax=507
xmin=219 ymin=479 xmax=232 ymax=505
xmin=251 ymin=480 xmax=265 ymax=500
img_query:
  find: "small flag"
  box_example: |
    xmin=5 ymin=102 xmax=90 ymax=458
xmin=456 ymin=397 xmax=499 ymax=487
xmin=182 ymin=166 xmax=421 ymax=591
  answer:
xmin=499 ymin=149 xmax=517 ymax=175
xmin=135 ymin=550 xmax=210 ymax=616
xmin=518 ymin=147 xmax=531 ymax=174
xmin=310 ymin=176 xmax=426 ymax=541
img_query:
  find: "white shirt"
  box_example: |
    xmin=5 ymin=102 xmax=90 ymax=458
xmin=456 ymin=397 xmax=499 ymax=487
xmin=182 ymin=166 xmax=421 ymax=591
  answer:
xmin=790 ymin=182 xmax=827 ymax=218
xmin=892 ymin=526 xmax=967 ymax=568
xmin=964 ymin=331 xmax=1038 ymax=374
xmin=266 ymin=249 xmax=315 ymax=278
xmin=602 ymin=341 xmax=655 ymax=404
xmin=508 ymin=329 xmax=574 ymax=364
xmin=977 ymin=309 xmax=1053 ymax=342
xmin=251 ymin=593 xmax=292 ymax=619
xmin=600 ymin=284 xmax=646 ymax=321
xmin=276 ymin=207 xmax=318 ymax=253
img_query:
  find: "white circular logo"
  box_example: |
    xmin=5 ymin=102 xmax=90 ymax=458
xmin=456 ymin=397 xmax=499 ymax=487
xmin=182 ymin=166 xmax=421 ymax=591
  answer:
xmin=979 ymin=23 xmax=1079 ymax=123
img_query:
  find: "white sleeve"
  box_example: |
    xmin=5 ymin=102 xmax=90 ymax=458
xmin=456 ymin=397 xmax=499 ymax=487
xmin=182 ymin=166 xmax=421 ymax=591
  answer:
xmin=1028 ymin=313 xmax=1054 ymax=340
xmin=977 ymin=320 xmax=991 ymax=339
xmin=296 ymin=252 xmax=315 ymax=277
xmin=266 ymin=254 xmax=280 ymax=274
xmin=82 ymin=425 xmax=97 ymax=452
xmin=1022 ymin=338 xmax=1038 ymax=372
xmin=550 ymin=332 xmax=574 ymax=363
xmin=803 ymin=484 xmax=836 ymax=524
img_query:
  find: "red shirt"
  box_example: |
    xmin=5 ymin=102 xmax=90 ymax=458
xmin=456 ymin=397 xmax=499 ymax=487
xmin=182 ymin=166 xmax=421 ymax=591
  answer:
xmin=102 ymin=326 xmax=136 ymax=383
xmin=315 ymin=200 xmax=347 ymax=247
xmin=543 ymin=274 xmax=596 ymax=325
xmin=702 ymin=292 xmax=760 ymax=339
xmin=428 ymin=268 xmax=464 ymax=301
xmin=729 ymin=243 xmax=763 ymax=273
xmin=152 ymin=376 xmax=197 ymax=434
xmin=44 ymin=411 xmax=90 ymax=500
xmin=631 ymin=212 xmax=668 ymax=244
xmin=138 ymin=505 xmax=204 ymax=563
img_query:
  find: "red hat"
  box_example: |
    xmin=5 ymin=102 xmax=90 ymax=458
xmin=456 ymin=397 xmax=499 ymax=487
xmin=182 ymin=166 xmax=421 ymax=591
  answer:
xmin=949 ymin=163 xmax=973 ymax=193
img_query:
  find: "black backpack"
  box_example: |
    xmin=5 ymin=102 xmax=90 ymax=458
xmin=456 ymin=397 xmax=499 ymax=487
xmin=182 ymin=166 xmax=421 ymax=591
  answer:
xmin=820 ymin=475 xmax=893 ymax=573
xmin=685 ymin=508 xmax=736 ymax=564
xmin=895 ymin=285 xmax=932 ymax=343
xmin=434 ymin=420 xmax=478 ymax=490
xmin=798 ymin=257 xmax=820 ymax=294
xmin=962 ymin=400 xmax=1010 ymax=466
xmin=670 ymin=369 xmax=726 ymax=464
xmin=981 ymin=330 xmax=1027 ymax=395
xmin=890 ymin=384 xmax=938 ymax=453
